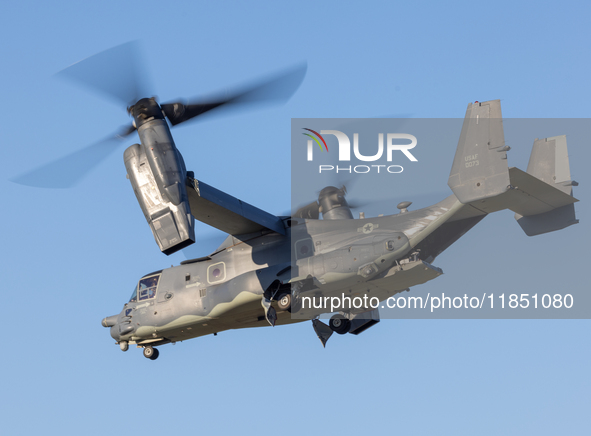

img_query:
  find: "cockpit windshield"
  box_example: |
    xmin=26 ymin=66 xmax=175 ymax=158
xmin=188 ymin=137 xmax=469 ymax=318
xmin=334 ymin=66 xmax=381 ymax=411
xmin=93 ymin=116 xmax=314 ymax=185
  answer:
xmin=138 ymin=275 xmax=160 ymax=301
xmin=129 ymin=275 xmax=160 ymax=303
xmin=129 ymin=287 xmax=137 ymax=302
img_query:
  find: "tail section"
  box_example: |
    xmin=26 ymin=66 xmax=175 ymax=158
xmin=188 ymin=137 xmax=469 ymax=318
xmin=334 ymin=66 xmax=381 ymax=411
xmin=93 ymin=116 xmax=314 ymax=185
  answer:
xmin=514 ymin=136 xmax=579 ymax=236
xmin=448 ymin=100 xmax=579 ymax=236
xmin=448 ymin=100 xmax=511 ymax=203
xmin=523 ymin=136 xmax=574 ymax=195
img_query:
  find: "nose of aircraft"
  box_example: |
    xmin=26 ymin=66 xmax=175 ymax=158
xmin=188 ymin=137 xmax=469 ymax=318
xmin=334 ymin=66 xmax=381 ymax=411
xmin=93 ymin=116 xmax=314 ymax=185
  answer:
xmin=110 ymin=325 xmax=121 ymax=341
xmin=102 ymin=314 xmax=123 ymax=341
xmin=101 ymin=314 xmax=119 ymax=328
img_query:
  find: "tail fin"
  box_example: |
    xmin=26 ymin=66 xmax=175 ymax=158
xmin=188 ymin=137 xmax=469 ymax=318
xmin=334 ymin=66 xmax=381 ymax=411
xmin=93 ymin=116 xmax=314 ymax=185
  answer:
xmin=448 ymin=99 xmax=511 ymax=203
xmin=523 ymin=136 xmax=573 ymax=195
xmin=514 ymin=136 xmax=579 ymax=236
xmin=448 ymin=100 xmax=579 ymax=236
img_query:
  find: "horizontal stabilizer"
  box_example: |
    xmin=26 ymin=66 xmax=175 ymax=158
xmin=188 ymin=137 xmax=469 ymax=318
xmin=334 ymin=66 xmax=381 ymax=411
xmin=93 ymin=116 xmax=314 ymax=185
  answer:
xmin=467 ymin=167 xmax=578 ymax=216
xmin=509 ymin=167 xmax=577 ymax=216
xmin=448 ymin=100 xmax=511 ymax=203
xmin=186 ymin=177 xmax=286 ymax=236
xmin=515 ymin=204 xmax=578 ymax=236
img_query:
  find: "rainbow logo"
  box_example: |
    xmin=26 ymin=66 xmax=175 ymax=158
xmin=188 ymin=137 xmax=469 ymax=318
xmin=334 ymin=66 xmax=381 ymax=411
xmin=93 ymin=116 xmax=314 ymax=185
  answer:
xmin=302 ymin=128 xmax=328 ymax=152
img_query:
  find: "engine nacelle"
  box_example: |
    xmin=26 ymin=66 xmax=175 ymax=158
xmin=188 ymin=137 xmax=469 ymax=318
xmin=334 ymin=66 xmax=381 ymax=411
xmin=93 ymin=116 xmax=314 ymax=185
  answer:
xmin=318 ymin=186 xmax=354 ymax=220
xmin=124 ymin=142 xmax=195 ymax=255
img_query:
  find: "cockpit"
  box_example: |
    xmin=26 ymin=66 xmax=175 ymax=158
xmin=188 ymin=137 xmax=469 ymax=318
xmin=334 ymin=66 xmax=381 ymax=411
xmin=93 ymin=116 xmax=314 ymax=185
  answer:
xmin=129 ymin=274 xmax=161 ymax=302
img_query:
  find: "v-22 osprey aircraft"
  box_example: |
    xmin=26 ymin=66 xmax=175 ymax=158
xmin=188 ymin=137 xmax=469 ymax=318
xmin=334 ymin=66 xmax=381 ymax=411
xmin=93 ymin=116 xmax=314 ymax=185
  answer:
xmin=14 ymin=44 xmax=579 ymax=360
xmin=100 ymin=96 xmax=578 ymax=360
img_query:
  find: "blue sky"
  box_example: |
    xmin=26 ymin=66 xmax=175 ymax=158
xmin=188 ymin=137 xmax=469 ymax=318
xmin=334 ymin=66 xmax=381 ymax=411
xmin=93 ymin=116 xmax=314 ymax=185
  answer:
xmin=1 ymin=1 xmax=589 ymax=435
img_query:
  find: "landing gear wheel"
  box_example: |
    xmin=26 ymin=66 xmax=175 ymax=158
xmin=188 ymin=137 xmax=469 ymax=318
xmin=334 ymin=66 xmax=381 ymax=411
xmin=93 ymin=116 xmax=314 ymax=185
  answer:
xmin=143 ymin=345 xmax=159 ymax=360
xmin=277 ymin=293 xmax=292 ymax=312
xmin=329 ymin=315 xmax=351 ymax=335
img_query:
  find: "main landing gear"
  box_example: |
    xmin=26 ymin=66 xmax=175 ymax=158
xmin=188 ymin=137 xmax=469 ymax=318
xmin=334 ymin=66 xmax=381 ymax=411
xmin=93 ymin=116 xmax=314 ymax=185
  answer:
xmin=143 ymin=345 xmax=160 ymax=360
xmin=329 ymin=314 xmax=351 ymax=335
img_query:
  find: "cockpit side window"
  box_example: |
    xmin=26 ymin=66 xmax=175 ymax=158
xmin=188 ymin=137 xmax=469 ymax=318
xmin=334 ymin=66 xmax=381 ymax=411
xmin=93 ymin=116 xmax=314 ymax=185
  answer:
xmin=138 ymin=275 xmax=160 ymax=301
xmin=129 ymin=287 xmax=138 ymax=303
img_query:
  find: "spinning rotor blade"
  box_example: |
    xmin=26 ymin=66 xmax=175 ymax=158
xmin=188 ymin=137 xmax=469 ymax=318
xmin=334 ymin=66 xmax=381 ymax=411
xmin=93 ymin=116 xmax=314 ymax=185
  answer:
xmin=161 ymin=63 xmax=307 ymax=126
xmin=345 ymin=199 xmax=375 ymax=210
xmin=11 ymin=126 xmax=134 ymax=189
xmin=292 ymin=201 xmax=320 ymax=219
xmin=57 ymin=41 xmax=150 ymax=107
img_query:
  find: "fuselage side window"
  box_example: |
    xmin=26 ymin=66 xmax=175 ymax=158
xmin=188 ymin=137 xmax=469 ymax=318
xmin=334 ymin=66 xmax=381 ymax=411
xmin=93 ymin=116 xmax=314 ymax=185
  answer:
xmin=295 ymin=238 xmax=314 ymax=260
xmin=207 ymin=262 xmax=226 ymax=284
xmin=138 ymin=275 xmax=160 ymax=301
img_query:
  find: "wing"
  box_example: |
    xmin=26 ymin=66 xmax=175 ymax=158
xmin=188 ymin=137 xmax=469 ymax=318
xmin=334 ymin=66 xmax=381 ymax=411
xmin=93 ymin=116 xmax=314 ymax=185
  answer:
xmin=185 ymin=176 xmax=286 ymax=236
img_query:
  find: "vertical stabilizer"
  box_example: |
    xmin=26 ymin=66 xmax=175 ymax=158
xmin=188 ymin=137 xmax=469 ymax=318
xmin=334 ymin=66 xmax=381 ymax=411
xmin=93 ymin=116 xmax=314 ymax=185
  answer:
xmin=525 ymin=136 xmax=573 ymax=195
xmin=448 ymin=100 xmax=511 ymax=203
xmin=514 ymin=135 xmax=579 ymax=236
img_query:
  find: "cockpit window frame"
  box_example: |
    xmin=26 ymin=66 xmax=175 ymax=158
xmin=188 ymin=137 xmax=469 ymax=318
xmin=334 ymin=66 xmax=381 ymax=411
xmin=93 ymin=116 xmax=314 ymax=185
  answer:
xmin=129 ymin=286 xmax=138 ymax=303
xmin=136 ymin=274 xmax=161 ymax=302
